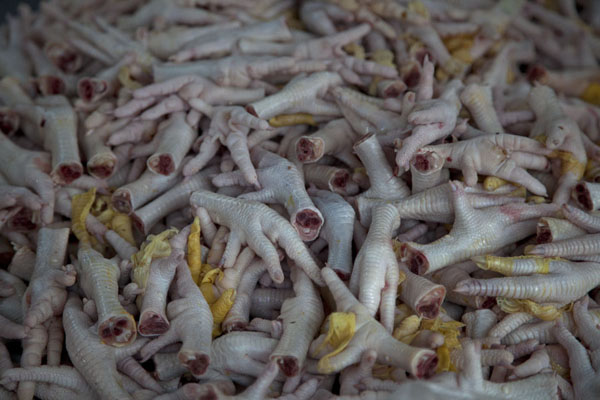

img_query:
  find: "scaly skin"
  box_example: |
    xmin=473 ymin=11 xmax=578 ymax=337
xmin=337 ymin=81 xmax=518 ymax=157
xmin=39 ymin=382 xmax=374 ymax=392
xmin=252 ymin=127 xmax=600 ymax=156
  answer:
xmin=61 ymin=295 xmax=147 ymax=400
xmin=528 ymin=85 xmax=587 ymax=204
xmin=246 ymin=71 xmax=343 ymax=120
xmin=553 ymin=298 xmax=600 ymax=399
xmin=183 ymin=105 xmax=269 ymax=182
xmin=24 ymin=227 xmax=75 ymax=329
xmin=418 ymin=133 xmax=551 ymax=196
xmin=76 ymin=245 xmax=137 ymax=347
xmin=311 ymin=268 xmax=438 ymax=378
xmin=349 ymin=204 xmax=401 ymax=331
xmin=527 ymin=232 xmax=600 ymax=258
xmin=399 ymin=181 xmax=557 ymax=274
xmin=139 ymin=262 xmax=212 ymax=377
xmin=309 ymin=189 xmax=355 ymax=279
xmin=271 ymin=267 xmax=324 ymax=377
xmin=190 ymin=191 xmax=324 ymax=286
xmin=213 ymin=148 xmax=324 ymax=242
xmin=456 ymin=257 xmax=600 ymax=304
xmin=395 ymin=80 xmax=463 ymax=171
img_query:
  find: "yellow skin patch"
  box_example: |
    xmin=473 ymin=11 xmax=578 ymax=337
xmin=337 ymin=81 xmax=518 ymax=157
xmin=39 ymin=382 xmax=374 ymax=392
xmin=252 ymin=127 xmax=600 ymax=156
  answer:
xmin=269 ymin=113 xmax=317 ymax=127
xmin=316 ymin=312 xmax=356 ymax=373
xmin=483 ymin=176 xmax=509 ymax=191
xmin=71 ymin=188 xmax=97 ymax=245
xmin=187 ymin=217 xmax=203 ymax=284
xmin=131 ymin=228 xmax=177 ymax=292
xmin=474 ymin=255 xmax=563 ymax=276
xmin=534 ymin=135 xmax=586 ymax=179
xmin=111 ymin=214 xmax=136 ymax=246
xmin=118 ymin=66 xmax=143 ymax=90
xmin=549 ymin=149 xmax=586 ymax=179
xmin=368 ymin=49 xmax=396 ymax=96
xmin=497 ymin=298 xmax=572 ymax=321
xmin=581 ymin=83 xmax=600 ymax=106
xmin=344 ymin=43 xmax=366 ymax=60
xmin=393 ymin=315 xmax=421 ymax=342
xmin=442 ymin=33 xmax=476 ymax=65
xmin=87 ymin=195 xmax=136 ymax=246
xmin=211 ymin=288 xmax=236 ymax=337
xmin=407 ymin=0 xmax=430 ymax=19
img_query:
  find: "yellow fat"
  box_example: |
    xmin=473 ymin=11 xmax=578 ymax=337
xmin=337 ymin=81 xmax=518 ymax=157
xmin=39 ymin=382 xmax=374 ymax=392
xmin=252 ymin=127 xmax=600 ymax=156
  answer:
xmin=372 ymin=364 xmax=395 ymax=380
xmin=436 ymin=345 xmax=456 ymax=372
xmin=420 ymin=318 xmax=464 ymax=350
xmin=483 ymin=176 xmax=509 ymax=191
xmin=111 ymin=213 xmax=136 ymax=246
xmin=528 ymin=195 xmax=547 ymax=204
xmin=200 ymin=268 xmax=223 ymax=304
xmin=316 ymin=312 xmax=356 ymax=373
xmin=71 ymin=188 xmax=97 ymax=245
xmin=496 ymin=298 xmax=570 ymax=321
xmin=131 ymin=228 xmax=177 ymax=291
xmin=211 ymin=288 xmax=236 ymax=337
xmin=118 ymin=66 xmax=143 ymax=90
xmin=474 ymin=255 xmax=557 ymax=276
xmin=328 ymin=0 xmax=358 ymax=11
xmin=549 ymin=150 xmax=586 ymax=180
xmin=269 ymin=113 xmax=316 ymax=127
xmin=344 ymin=43 xmax=366 ymax=60
xmin=407 ymin=0 xmax=430 ymax=19
xmin=188 ymin=217 xmax=202 ymax=284
xmin=550 ymin=360 xmax=570 ymax=379
xmin=581 ymin=83 xmax=600 ymax=106
xmin=95 ymin=208 xmax=115 ymax=225
xmin=393 ymin=315 xmax=421 ymax=343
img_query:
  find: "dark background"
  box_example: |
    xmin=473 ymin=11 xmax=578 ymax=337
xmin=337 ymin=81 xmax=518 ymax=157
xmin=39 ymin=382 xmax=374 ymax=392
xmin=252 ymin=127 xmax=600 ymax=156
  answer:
xmin=1 ymin=0 xmax=39 ymax=20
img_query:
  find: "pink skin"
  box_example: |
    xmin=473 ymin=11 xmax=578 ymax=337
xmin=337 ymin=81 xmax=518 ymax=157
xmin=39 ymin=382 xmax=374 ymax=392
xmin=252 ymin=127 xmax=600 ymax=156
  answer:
xmin=183 ymin=106 xmax=269 ymax=182
xmin=213 ymin=148 xmax=324 ymax=242
xmin=418 ymin=133 xmax=551 ymax=196
xmin=395 ymin=80 xmax=463 ymax=172
xmin=77 ymin=78 xmax=109 ymax=104
xmin=552 ymin=298 xmax=600 ymax=399
xmin=0 ymin=108 xmax=19 ymax=135
xmin=399 ymin=181 xmax=557 ymax=274
xmin=313 ymin=267 xmax=438 ymax=378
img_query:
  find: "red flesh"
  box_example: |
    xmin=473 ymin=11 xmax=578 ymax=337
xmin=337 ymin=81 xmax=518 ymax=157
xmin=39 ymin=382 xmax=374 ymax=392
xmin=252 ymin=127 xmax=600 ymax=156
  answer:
xmin=416 ymin=353 xmax=438 ymax=379
xmin=296 ymin=138 xmax=317 ymax=162
xmin=180 ymin=352 xmax=210 ymax=376
xmin=59 ymin=164 xmax=83 ymax=184
xmin=138 ymin=311 xmax=170 ymax=336
xmin=277 ymin=356 xmax=299 ymax=377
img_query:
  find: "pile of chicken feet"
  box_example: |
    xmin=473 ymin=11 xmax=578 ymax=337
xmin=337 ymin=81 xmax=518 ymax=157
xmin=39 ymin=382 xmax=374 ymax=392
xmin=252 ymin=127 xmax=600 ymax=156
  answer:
xmin=2 ymin=0 xmax=600 ymax=398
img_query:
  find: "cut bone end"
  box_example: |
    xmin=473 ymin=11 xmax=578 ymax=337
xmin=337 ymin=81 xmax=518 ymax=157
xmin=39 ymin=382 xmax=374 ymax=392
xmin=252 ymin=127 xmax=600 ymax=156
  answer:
xmin=536 ymin=223 xmax=552 ymax=244
xmin=138 ymin=311 xmax=170 ymax=336
xmin=573 ymin=183 xmax=593 ymax=211
xmin=54 ymin=162 xmax=83 ymax=185
xmin=331 ymin=170 xmax=350 ymax=192
xmin=99 ymin=315 xmax=136 ymax=347
xmin=36 ymin=75 xmax=65 ymax=95
xmin=414 ymin=351 xmax=438 ymax=379
xmin=179 ymin=351 xmax=210 ymax=377
xmin=400 ymin=244 xmax=430 ymax=275
xmin=148 ymin=154 xmax=175 ymax=176
xmin=415 ymin=286 xmax=446 ymax=320
xmin=294 ymin=209 xmax=323 ymax=241
xmin=88 ymin=157 xmax=116 ymax=179
xmin=296 ymin=137 xmax=324 ymax=163
xmin=112 ymin=190 xmax=133 ymax=215
xmin=78 ymin=78 xmax=108 ymax=103
xmin=275 ymin=355 xmax=299 ymax=377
